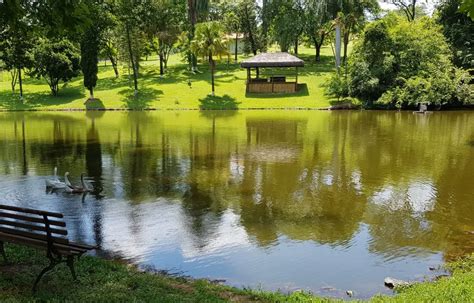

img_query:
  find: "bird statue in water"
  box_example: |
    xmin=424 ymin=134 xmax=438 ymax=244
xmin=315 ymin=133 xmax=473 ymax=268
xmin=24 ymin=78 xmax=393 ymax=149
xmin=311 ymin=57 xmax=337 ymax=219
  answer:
xmin=64 ymin=172 xmax=93 ymax=194
xmin=45 ymin=167 xmax=67 ymax=189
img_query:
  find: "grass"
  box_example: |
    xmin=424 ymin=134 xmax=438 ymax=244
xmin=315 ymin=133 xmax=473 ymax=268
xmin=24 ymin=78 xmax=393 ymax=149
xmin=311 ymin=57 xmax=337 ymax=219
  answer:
xmin=0 ymin=244 xmax=473 ymax=302
xmin=0 ymin=45 xmax=339 ymax=111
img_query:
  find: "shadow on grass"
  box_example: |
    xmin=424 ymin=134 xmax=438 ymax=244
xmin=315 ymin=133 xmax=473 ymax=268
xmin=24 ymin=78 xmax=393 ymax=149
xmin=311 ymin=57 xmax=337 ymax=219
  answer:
xmin=0 ymin=86 xmax=86 ymax=110
xmin=245 ymin=83 xmax=309 ymax=99
xmin=199 ymin=94 xmax=240 ymax=110
xmin=119 ymin=87 xmax=163 ymax=110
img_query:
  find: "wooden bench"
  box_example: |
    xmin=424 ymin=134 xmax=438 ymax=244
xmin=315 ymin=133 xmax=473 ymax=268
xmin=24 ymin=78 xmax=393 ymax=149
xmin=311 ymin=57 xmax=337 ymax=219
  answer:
xmin=0 ymin=204 xmax=95 ymax=292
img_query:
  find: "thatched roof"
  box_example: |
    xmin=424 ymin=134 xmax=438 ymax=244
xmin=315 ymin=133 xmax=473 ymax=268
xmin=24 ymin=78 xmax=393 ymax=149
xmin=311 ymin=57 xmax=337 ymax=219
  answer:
xmin=241 ymin=52 xmax=305 ymax=68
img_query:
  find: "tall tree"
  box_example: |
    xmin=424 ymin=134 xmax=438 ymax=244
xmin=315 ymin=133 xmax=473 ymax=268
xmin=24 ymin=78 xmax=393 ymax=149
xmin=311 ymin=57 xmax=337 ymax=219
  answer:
xmin=81 ymin=0 xmax=112 ymax=100
xmin=437 ymin=0 xmax=474 ymax=69
xmin=0 ymin=0 xmax=35 ymax=101
xmin=237 ymin=0 xmax=262 ymax=55
xmin=305 ymin=0 xmax=332 ymax=62
xmin=270 ymin=0 xmax=305 ymax=52
xmin=116 ymin=0 xmax=146 ymax=95
xmin=338 ymin=0 xmax=379 ymax=65
xmin=391 ymin=0 xmax=418 ymax=21
xmin=187 ymin=0 xmax=210 ymax=71
xmin=191 ymin=22 xmax=228 ymax=96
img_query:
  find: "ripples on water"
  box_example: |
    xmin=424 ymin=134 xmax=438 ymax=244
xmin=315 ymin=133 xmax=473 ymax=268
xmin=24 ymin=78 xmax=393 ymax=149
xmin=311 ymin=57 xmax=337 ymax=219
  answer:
xmin=0 ymin=111 xmax=473 ymax=299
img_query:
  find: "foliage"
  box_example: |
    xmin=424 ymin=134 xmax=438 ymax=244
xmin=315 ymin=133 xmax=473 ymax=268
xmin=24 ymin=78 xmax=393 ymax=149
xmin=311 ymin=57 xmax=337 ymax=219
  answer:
xmin=437 ymin=0 xmax=474 ymax=69
xmin=460 ymin=0 xmax=474 ymax=19
xmin=325 ymin=73 xmax=350 ymax=101
xmin=191 ymin=21 xmax=228 ymax=95
xmin=236 ymin=0 xmax=264 ymax=55
xmin=269 ymin=0 xmax=306 ymax=52
xmin=30 ymin=38 xmax=81 ymax=96
xmin=327 ymin=13 xmax=472 ymax=108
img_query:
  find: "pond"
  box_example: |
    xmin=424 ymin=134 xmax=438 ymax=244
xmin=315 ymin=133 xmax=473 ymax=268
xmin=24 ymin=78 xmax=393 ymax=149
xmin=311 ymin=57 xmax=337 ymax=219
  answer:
xmin=0 ymin=110 xmax=473 ymax=299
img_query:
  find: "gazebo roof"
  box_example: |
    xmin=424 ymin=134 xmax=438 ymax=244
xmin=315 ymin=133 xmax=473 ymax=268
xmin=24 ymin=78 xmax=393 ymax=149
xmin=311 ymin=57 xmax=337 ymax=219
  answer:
xmin=241 ymin=52 xmax=305 ymax=68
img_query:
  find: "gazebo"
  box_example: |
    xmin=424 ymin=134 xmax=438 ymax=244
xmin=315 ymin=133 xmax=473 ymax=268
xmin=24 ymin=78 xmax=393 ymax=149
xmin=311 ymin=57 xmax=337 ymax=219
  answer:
xmin=241 ymin=52 xmax=304 ymax=94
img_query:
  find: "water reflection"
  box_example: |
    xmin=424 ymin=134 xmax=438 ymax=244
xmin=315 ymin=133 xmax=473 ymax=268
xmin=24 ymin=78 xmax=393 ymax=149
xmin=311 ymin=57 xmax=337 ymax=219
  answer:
xmin=0 ymin=111 xmax=473 ymax=298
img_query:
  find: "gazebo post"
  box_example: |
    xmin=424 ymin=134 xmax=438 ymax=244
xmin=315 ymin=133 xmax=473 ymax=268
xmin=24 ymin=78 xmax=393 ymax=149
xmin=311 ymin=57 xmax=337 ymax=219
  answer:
xmin=246 ymin=68 xmax=251 ymax=93
xmin=271 ymin=68 xmax=274 ymax=93
xmin=256 ymin=67 xmax=260 ymax=79
xmin=295 ymin=67 xmax=298 ymax=92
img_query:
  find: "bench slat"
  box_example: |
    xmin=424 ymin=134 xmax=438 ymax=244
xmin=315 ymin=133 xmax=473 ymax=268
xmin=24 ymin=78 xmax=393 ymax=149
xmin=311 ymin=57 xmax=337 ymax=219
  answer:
xmin=0 ymin=211 xmax=66 ymax=227
xmin=0 ymin=232 xmax=87 ymax=255
xmin=0 ymin=219 xmax=68 ymax=236
xmin=0 ymin=205 xmax=63 ymax=218
xmin=0 ymin=226 xmax=69 ymax=245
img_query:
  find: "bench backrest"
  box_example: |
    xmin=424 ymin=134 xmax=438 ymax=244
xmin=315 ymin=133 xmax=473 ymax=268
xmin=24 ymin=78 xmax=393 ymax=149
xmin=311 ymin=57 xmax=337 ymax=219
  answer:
xmin=0 ymin=204 xmax=69 ymax=246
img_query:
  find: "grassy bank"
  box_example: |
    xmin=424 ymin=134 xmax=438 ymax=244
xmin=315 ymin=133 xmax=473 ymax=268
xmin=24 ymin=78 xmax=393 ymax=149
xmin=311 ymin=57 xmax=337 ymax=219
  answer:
xmin=0 ymin=46 xmax=340 ymax=111
xmin=1 ymin=244 xmax=473 ymax=302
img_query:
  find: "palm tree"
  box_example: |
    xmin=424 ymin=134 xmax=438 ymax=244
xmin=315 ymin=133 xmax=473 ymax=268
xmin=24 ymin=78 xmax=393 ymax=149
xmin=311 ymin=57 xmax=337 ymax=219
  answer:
xmin=187 ymin=0 xmax=210 ymax=71
xmin=191 ymin=22 xmax=229 ymax=96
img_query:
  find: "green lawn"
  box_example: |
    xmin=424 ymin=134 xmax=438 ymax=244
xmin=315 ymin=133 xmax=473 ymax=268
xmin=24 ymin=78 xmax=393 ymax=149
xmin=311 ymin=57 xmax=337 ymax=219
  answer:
xmin=0 ymin=45 xmax=338 ymax=111
xmin=0 ymin=245 xmax=473 ymax=302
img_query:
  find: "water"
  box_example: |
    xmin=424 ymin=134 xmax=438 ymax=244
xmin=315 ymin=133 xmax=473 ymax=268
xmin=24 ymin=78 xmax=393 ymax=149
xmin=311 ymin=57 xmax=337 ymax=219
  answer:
xmin=0 ymin=110 xmax=473 ymax=299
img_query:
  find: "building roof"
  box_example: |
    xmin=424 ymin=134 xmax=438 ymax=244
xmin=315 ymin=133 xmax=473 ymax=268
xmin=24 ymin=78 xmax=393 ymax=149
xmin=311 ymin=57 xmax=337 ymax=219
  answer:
xmin=241 ymin=52 xmax=305 ymax=68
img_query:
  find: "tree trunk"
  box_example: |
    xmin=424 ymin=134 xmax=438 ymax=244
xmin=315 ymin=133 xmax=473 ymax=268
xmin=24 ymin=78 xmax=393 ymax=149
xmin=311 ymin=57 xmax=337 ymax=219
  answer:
xmin=335 ymin=24 xmax=342 ymax=69
xmin=294 ymin=38 xmax=298 ymax=54
xmin=10 ymin=69 xmax=18 ymax=93
xmin=210 ymin=53 xmax=215 ymax=96
xmin=243 ymin=5 xmax=258 ymax=55
xmin=109 ymin=55 xmax=119 ymax=78
xmin=18 ymin=67 xmax=23 ymax=100
xmin=314 ymin=33 xmax=325 ymax=62
xmin=126 ymin=25 xmax=138 ymax=95
xmin=343 ymin=31 xmax=350 ymax=66
xmin=234 ymin=33 xmax=238 ymax=62
xmin=159 ymin=53 xmax=164 ymax=76
xmin=89 ymin=88 xmax=94 ymax=100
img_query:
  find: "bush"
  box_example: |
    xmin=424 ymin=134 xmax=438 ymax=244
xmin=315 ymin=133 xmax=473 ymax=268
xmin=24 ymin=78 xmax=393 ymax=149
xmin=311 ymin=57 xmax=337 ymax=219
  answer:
xmin=378 ymin=67 xmax=472 ymax=108
xmin=326 ymin=73 xmax=350 ymax=101
xmin=334 ymin=13 xmax=470 ymax=109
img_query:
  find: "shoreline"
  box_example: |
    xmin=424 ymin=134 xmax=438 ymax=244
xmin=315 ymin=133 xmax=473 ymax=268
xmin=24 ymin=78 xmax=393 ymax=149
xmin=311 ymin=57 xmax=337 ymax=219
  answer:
xmin=1 ymin=244 xmax=473 ymax=302
xmin=0 ymin=104 xmax=472 ymax=113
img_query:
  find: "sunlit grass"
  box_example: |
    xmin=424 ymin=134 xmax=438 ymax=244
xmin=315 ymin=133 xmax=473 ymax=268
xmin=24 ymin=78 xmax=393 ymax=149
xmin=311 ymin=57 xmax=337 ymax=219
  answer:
xmin=0 ymin=45 xmax=338 ymax=111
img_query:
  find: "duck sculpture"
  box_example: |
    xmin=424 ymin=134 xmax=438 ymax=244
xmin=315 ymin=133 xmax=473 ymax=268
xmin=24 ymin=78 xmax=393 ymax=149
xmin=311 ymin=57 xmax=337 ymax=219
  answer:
xmin=45 ymin=167 xmax=67 ymax=189
xmin=65 ymin=173 xmax=93 ymax=194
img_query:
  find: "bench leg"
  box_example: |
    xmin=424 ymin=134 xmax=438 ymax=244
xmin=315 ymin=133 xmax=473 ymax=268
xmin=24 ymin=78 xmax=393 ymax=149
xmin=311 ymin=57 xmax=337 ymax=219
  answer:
xmin=0 ymin=242 xmax=7 ymax=263
xmin=33 ymin=259 xmax=58 ymax=293
xmin=66 ymin=256 xmax=77 ymax=280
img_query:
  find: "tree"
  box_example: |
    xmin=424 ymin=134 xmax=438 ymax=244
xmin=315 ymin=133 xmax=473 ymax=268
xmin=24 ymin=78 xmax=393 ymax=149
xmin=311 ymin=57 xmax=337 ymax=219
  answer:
xmin=80 ymin=0 xmax=112 ymax=100
xmin=143 ymin=0 xmax=183 ymax=76
xmin=0 ymin=0 xmax=35 ymax=100
xmin=338 ymin=0 xmax=379 ymax=65
xmin=224 ymin=6 xmax=242 ymax=62
xmin=30 ymin=38 xmax=81 ymax=96
xmin=460 ymin=0 xmax=474 ymax=19
xmin=391 ymin=0 xmax=418 ymax=21
xmin=270 ymin=0 xmax=305 ymax=52
xmin=191 ymin=22 xmax=228 ymax=96
xmin=237 ymin=0 xmax=263 ymax=55
xmin=327 ymin=13 xmax=472 ymax=108
xmin=437 ymin=0 xmax=474 ymax=69
xmin=116 ymin=0 xmax=147 ymax=95
xmin=187 ymin=0 xmax=210 ymax=71
xmin=304 ymin=0 xmax=332 ymax=62
xmin=81 ymin=28 xmax=100 ymax=100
